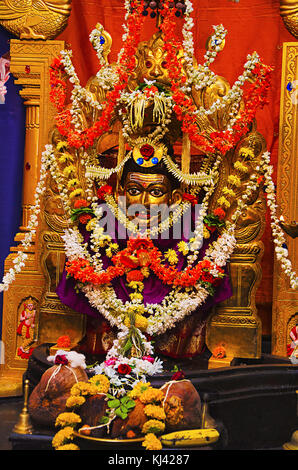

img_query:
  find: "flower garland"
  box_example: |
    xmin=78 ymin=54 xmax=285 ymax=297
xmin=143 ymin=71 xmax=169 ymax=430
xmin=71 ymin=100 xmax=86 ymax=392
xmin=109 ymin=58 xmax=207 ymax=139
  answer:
xmin=159 ymin=1 xmax=273 ymax=155
xmin=50 ymin=1 xmax=145 ymax=149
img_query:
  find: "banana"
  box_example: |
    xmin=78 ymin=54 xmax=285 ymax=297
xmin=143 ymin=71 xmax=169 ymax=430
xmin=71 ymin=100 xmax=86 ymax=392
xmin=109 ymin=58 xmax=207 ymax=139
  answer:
xmin=160 ymin=428 xmax=220 ymax=447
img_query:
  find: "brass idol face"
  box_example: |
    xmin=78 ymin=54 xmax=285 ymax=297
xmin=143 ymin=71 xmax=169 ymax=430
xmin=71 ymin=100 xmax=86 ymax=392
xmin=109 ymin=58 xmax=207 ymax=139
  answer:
xmin=121 ymin=172 xmax=182 ymax=229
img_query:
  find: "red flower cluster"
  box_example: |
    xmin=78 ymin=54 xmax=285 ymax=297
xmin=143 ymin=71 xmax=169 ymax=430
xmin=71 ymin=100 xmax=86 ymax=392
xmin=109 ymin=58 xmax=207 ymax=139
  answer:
xmin=159 ymin=2 xmax=272 ymax=156
xmin=213 ymin=207 xmax=226 ymax=220
xmin=56 ymin=335 xmax=71 ymax=349
xmin=49 ymin=2 xmax=145 ymax=150
xmin=65 ymin=234 xmax=224 ymax=291
xmin=97 ymin=184 xmax=113 ymax=200
xmin=49 ymin=56 xmax=67 ymax=113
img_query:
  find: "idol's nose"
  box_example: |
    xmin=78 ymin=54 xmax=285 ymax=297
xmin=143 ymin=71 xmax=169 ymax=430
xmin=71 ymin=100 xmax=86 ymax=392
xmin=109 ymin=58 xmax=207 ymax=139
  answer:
xmin=150 ymin=64 xmax=163 ymax=78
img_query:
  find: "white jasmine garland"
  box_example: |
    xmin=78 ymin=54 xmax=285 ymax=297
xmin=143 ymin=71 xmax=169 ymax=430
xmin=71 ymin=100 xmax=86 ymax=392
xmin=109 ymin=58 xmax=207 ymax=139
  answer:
xmin=0 ymin=145 xmax=54 ymax=292
xmin=259 ymin=152 xmax=298 ymax=290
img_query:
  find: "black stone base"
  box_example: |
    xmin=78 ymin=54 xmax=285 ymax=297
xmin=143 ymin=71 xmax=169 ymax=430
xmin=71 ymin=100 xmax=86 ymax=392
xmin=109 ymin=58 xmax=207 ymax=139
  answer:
xmin=13 ymin=343 xmax=298 ymax=451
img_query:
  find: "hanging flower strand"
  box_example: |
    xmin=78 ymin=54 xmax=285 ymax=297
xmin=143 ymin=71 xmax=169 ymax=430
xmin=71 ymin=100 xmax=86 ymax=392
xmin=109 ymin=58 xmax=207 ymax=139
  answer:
xmin=50 ymin=0 xmax=145 ymax=150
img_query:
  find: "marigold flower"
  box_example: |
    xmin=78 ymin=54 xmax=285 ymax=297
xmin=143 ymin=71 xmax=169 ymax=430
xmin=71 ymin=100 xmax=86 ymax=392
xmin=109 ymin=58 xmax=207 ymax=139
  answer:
xmin=142 ymin=433 xmax=163 ymax=450
xmin=55 ymin=412 xmax=81 ymax=428
xmin=164 ymin=249 xmax=179 ymax=265
xmin=66 ymin=395 xmax=86 ymax=409
xmin=142 ymin=419 xmax=165 ymax=435
xmin=56 ymin=443 xmax=80 ymax=450
xmin=139 ymin=387 xmax=164 ymax=404
xmin=73 ymin=199 xmax=89 ymax=209
xmin=56 ymin=335 xmax=71 ymax=349
xmin=126 ymin=270 xmax=145 ymax=283
xmin=129 ymin=381 xmax=151 ymax=399
xmin=213 ymin=207 xmax=226 ymax=220
xmin=89 ymin=374 xmax=110 ymax=394
xmin=124 ymin=314 xmax=148 ymax=331
xmin=177 ymin=241 xmax=189 ymax=256
xmin=144 ymin=404 xmax=166 ymax=421
xmin=52 ymin=426 xmax=74 ymax=449
xmin=70 ymin=381 xmax=98 ymax=397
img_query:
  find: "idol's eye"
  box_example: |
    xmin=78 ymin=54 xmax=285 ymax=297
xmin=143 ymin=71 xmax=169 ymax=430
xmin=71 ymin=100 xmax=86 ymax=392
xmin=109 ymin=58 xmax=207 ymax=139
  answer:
xmin=161 ymin=60 xmax=167 ymax=68
xmin=145 ymin=60 xmax=152 ymax=68
xmin=127 ymin=187 xmax=141 ymax=196
xmin=150 ymin=188 xmax=165 ymax=197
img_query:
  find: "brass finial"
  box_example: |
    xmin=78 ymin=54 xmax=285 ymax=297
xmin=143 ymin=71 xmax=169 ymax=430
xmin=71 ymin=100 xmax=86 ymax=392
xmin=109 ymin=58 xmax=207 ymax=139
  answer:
xmin=13 ymin=379 xmax=33 ymax=435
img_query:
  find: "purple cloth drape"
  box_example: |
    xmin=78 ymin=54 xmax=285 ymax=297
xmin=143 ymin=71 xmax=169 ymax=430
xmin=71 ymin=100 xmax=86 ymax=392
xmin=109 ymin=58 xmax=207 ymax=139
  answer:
xmin=56 ymin=203 xmax=232 ymax=321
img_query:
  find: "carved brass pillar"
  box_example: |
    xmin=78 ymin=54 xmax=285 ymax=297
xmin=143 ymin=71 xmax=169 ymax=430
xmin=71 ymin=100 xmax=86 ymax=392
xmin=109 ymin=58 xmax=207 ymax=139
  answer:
xmin=272 ymin=42 xmax=298 ymax=357
xmin=206 ymin=129 xmax=267 ymax=366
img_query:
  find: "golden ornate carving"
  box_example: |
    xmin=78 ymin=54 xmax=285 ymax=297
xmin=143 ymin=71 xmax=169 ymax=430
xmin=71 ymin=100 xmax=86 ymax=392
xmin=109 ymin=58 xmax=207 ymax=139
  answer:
xmin=272 ymin=42 xmax=298 ymax=357
xmin=0 ymin=0 xmax=72 ymax=40
xmin=280 ymin=0 xmax=298 ymax=39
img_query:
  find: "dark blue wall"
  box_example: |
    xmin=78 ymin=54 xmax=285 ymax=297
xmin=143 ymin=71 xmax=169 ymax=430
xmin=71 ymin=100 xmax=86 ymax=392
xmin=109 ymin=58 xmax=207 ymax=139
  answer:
xmin=0 ymin=27 xmax=25 ymax=338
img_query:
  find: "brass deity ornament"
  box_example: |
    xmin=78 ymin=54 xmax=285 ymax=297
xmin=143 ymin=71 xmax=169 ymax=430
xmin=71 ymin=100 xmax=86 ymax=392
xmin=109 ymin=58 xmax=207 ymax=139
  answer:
xmin=0 ymin=0 xmax=72 ymax=40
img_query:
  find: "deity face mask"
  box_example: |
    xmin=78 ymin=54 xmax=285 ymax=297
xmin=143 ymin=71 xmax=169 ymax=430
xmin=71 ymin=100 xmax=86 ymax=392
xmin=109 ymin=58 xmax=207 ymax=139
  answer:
xmin=121 ymin=171 xmax=182 ymax=229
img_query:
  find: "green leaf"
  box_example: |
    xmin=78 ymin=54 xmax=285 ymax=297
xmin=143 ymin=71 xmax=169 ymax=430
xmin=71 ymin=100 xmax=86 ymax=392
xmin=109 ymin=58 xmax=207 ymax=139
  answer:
xmin=108 ymin=399 xmax=120 ymax=408
xmin=121 ymin=339 xmax=132 ymax=353
xmin=115 ymin=408 xmax=128 ymax=420
xmin=125 ymin=400 xmax=135 ymax=410
xmin=99 ymin=416 xmax=110 ymax=424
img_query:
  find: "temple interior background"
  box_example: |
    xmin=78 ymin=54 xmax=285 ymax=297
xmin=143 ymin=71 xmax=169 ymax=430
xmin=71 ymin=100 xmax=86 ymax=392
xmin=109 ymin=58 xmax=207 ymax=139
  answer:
xmin=0 ymin=0 xmax=297 ymax=451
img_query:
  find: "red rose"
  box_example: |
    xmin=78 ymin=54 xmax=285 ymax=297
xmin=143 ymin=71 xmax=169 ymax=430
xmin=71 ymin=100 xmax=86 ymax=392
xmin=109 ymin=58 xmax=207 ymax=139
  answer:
xmin=206 ymin=224 xmax=216 ymax=233
xmin=171 ymin=370 xmax=185 ymax=381
xmin=140 ymin=144 xmax=154 ymax=160
xmin=182 ymin=193 xmax=198 ymax=206
xmin=117 ymin=364 xmax=132 ymax=375
xmin=55 ymin=354 xmax=68 ymax=365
